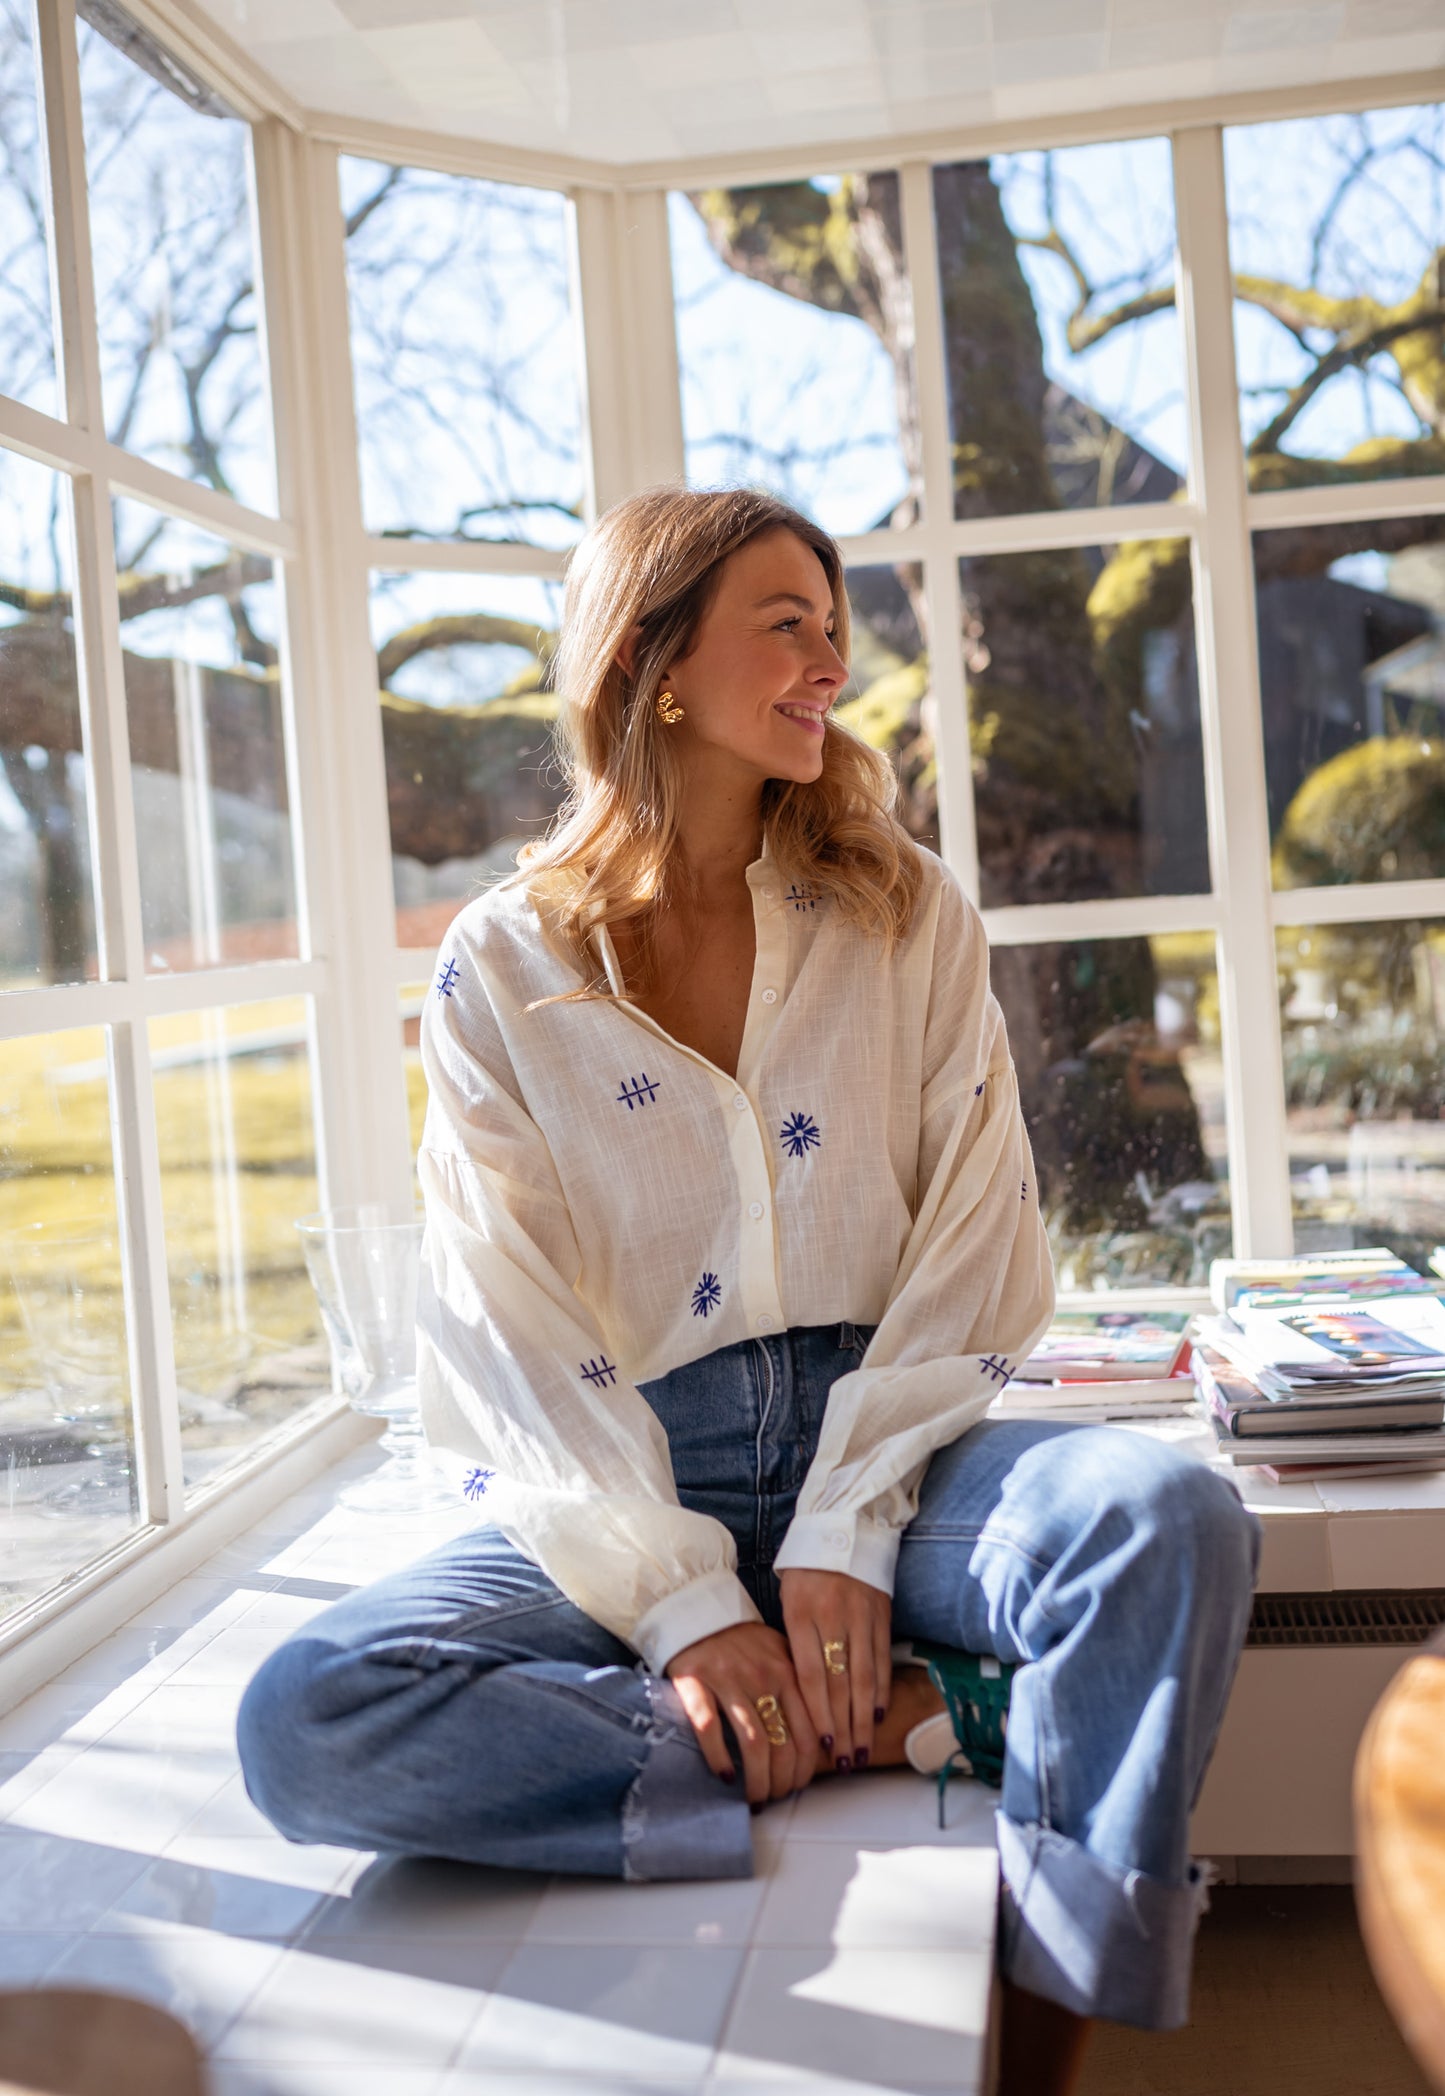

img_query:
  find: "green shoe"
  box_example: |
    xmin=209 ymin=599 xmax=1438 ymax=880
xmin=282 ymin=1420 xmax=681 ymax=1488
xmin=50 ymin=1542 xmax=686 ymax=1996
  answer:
xmin=897 ymin=1639 xmax=1019 ymax=1828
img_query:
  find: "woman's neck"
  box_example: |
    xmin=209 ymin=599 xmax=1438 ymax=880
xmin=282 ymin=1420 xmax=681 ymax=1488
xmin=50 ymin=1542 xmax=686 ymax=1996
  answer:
xmin=672 ymin=777 xmax=765 ymax=907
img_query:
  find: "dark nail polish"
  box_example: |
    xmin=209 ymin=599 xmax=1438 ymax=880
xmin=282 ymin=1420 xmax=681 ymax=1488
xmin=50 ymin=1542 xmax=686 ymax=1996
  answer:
xmin=855 ymin=1747 xmax=870 ymax=1769
xmin=820 ymin=1735 xmax=834 ymax=1751
xmin=875 ymin=1706 xmax=886 ymax=1723
xmin=837 ymin=1755 xmax=851 ymax=1772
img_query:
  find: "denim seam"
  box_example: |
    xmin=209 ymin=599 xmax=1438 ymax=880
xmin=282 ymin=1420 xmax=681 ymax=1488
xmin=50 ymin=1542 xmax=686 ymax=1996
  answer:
xmin=752 ymin=1339 xmax=776 ymax=1573
xmin=520 ymin=1665 xmax=698 ymax=1744
xmin=908 ymin=1521 xmax=1057 ymax=1581
xmin=379 ymin=1590 xmax=577 ymax=1662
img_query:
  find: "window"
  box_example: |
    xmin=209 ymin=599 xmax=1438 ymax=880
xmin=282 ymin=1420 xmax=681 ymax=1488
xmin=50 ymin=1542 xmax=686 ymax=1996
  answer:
xmin=0 ymin=452 xmax=97 ymax=986
xmin=79 ymin=7 xmax=273 ymax=510
xmin=1 ymin=0 xmax=332 ymax=1642
xmin=341 ymin=157 xmax=583 ymax=549
xmin=1225 ymin=105 xmax=1443 ymax=495
xmin=370 ymin=569 xmax=563 ymax=951
xmin=936 ymin=141 xmax=1187 ymax=517
xmin=672 ymin=175 xmax=919 ymax=535
xmin=0 ymin=0 xmax=55 ymax=416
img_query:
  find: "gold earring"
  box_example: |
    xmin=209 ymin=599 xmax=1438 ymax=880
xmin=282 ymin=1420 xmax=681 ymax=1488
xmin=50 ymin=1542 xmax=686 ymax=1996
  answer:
xmin=656 ymin=689 xmax=684 ymax=724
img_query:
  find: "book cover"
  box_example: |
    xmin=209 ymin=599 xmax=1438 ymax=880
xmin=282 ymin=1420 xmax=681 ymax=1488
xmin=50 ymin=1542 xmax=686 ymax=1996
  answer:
xmin=1209 ymin=1247 xmax=1410 ymax=1311
xmin=1014 ymin=1310 xmax=1190 ymax=1381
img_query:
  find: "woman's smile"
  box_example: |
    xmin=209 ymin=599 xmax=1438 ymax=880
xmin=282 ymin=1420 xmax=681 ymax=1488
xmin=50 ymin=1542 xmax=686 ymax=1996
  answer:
xmin=775 ymin=701 xmax=828 ymax=735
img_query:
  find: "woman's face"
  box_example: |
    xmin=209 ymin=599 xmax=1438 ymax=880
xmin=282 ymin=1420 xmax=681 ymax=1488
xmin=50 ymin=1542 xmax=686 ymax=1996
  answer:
xmin=662 ymin=528 xmax=847 ymax=785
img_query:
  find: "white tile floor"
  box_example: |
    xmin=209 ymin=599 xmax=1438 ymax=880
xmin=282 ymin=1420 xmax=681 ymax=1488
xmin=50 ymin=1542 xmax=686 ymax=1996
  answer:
xmin=0 ymin=1444 xmax=1000 ymax=2096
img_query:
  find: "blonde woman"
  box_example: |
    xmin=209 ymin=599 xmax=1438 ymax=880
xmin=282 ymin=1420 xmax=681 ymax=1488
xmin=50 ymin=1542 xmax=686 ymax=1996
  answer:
xmin=239 ymin=488 xmax=1258 ymax=2094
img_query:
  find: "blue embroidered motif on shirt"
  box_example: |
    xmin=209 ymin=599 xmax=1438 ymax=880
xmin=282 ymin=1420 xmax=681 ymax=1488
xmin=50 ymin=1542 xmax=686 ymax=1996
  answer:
xmin=436 ymin=958 xmax=460 ymax=999
xmin=786 ymin=883 xmax=819 ymax=910
xmin=616 ymin=1073 xmax=660 ymax=1110
xmin=461 ymin=1466 xmax=495 ymax=1501
xmin=978 ymin=1354 xmax=1012 ymax=1384
xmin=692 ymin=1272 xmax=722 ymax=1317
xmin=974 ymin=1083 xmax=985 ymax=1097
xmin=581 ymin=1356 xmax=618 ymax=1387
xmin=780 ymin=1110 xmax=821 ymax=1158
xmin=1022 ymin=1179 xmax=1028 ymax=1202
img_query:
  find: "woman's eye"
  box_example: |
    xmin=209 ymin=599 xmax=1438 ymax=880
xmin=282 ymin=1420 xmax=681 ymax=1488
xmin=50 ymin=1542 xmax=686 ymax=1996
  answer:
xmin=776 ymin=616 xmax=801 ymax=633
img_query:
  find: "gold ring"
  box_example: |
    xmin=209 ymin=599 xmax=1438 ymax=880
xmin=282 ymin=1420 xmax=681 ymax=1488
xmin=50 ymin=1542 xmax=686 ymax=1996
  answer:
xmin=823 ymin=1639 xmax=848 ymax=1676
xmin=754 ymin=1693 xmax=789 ymax=1747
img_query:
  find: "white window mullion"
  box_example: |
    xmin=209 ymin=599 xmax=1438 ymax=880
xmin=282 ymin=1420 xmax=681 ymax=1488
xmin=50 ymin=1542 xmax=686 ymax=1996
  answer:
xmin=899 ymin=160 xmax=978 ymax=901
xmin=1172 ymin=124 xmax=1293 ymax=1260
xmin=34 ymin=0 xmax=186 ymax=1521
xmin=570 ymin=185 xmax=633 ymax=521
xmin=266 ymin=126 xmax=412 ymax=1210
xmin=610 ymin=186 xmax=685 ymax=492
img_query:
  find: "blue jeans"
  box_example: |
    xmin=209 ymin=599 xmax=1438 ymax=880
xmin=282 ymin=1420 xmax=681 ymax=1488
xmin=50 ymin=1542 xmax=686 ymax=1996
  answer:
xmin=238 ymin=1321 xmax=1259 ymax=2029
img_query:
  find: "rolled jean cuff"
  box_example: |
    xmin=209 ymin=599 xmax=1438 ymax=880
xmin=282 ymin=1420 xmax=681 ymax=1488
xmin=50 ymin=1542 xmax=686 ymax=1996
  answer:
xmin=620 ymin=1678 xmax=754 ymax=1884
xmin=996 ymin=1813 xmax=1211 ymax=2030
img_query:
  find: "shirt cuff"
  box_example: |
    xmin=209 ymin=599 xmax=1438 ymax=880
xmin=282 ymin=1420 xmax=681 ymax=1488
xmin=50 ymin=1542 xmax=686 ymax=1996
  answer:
xmin=772 ymin=1513 xmax=901 ymax=1595
xmin=632 ymin=1569 xmax=764 ymax=1676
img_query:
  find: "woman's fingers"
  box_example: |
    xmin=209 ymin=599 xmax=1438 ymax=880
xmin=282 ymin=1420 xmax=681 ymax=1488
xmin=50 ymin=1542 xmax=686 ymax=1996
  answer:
xmin=778 ymin=1673 xmax=819 ymax=1792
xmin=847 ymin=1594 xmax=878 ymax=1764
xmin=824 ymin=1630 xmax=856 ymax=1767
xmin=789 ymin=1626 xmax=836 ymax=1764
xmin=872 ymin=1602 xmax=893 ymax=1737
xmin=672 ymin=1674 xmax=734 ymax=1785
xmin=724 ymin=1694 xmax=774 ymax=1806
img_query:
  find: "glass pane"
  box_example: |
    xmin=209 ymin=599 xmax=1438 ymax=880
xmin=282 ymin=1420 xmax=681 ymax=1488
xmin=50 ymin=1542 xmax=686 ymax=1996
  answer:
xmin=0 ymin=0 xmax=56 ymax=413
xmin=79 ymin=6 xmax=273 ymax=511
xmin=671 ymin=175 xmax=918 ymax=536
xmin=0 ymin=1026 xmax=140 ymax=1625
xmin=1282 ymin=920 xmax=1445 ymax=1264
xmin=115 ymin=499 xmax=298 ymax=972
xmin=149 ymin=997 xmax=328 ymax=1491
xmin=1226 ymin=105 xmax=1443 ymax=496
xmin=1258 ymin=519 xmax=1445 ymax=890
xmin=963 ymin=538 xmax=1208 ymax=907
xmin=400 ymin=981 xmax=426 ymax=1158
xmin=0 ymin=449 xmax=99 ymax=988
xmin=992 ymin=933 xmax=1230 ymax=1289
xmin=842 ymin=561 xmax=938 ymax=853
xmin=372 ymin=570 xmax=563 ymax=948
xmin=342 ymin=157 xmax=582 ymax=550
xmin=934 ymin=141 xmax=1187 ymax=520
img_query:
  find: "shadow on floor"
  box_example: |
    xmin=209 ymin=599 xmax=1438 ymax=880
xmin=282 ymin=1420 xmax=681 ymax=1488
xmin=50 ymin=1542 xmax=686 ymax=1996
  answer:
xmin=1078 ymin=1886 xmax=1432 ymax=2096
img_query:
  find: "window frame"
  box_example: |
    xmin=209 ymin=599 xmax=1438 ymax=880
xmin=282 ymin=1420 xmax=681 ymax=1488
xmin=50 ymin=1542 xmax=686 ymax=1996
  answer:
xmin=2 ymin=0 xmax=1443 ymax=1670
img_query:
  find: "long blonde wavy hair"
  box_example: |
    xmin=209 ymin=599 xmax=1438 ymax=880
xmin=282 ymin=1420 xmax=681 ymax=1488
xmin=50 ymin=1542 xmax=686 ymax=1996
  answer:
xmin=517 ymin=485 xmax=926 ymax=1000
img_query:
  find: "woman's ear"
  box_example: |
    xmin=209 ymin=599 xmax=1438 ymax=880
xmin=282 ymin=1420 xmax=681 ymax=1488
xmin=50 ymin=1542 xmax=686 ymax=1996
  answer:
xmin=615 ymin=623 xmax=643 ymax=679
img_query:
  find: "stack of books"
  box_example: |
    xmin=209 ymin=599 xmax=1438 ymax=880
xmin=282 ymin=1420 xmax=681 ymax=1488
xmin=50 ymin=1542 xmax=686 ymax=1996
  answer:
xmin=1194 ymin=1249 xmax=1445 ymax=1481
xmin=991 ymin=1310 xmax=1195 ymax=1422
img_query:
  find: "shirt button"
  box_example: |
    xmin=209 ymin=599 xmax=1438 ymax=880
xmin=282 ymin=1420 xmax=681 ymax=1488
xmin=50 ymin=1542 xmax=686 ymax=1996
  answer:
xmin=748 ymin=1200 xmax=765 ymax=1220
xmin=757 ymin=1313 xmax=776 ymax=1332
xmin=762 ymin=888 xmax=777 ymax=902
xmin=732 ymin=1093 xmax=748 ymax=1112
xmin=761 ymin=988 xmax=777 ymax=1004
xmin=827 ymin=1529 xmax=849 ymax=1552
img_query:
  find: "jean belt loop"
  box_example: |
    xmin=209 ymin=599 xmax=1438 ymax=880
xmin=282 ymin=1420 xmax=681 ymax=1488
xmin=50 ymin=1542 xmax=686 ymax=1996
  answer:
xmin=838 ymin=1319 xmax=855 ymax=1350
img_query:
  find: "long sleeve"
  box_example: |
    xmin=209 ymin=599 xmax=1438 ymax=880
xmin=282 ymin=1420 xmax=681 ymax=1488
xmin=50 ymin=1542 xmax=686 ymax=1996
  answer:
xmin=772 ymin=872 xmax=1056 ymax=1592
xmin=415 ymin=940 xmax=762 ymax=1675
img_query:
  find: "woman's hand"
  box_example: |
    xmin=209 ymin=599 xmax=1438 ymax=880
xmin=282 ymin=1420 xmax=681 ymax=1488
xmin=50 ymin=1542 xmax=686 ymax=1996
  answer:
xmin=665 ymin=1621 xmax=820 ymax=1806
xmin=779 ymin=1569 xmax=893 ymax=1771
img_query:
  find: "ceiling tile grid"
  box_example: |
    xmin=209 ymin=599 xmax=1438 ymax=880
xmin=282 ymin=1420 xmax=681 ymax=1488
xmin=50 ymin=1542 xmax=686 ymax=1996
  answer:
xmin=202 ymin=0 xmax=1445 ymax=164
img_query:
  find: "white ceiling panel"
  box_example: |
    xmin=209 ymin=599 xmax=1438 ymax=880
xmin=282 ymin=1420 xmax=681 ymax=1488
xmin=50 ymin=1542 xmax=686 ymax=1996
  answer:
xmin=190 ymin=0 xmax=1445 ymax=163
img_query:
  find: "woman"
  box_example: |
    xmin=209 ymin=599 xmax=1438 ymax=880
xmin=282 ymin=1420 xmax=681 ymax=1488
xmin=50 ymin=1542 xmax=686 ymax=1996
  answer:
xmin=239 ymin=487 xmax=1258 ymax=2093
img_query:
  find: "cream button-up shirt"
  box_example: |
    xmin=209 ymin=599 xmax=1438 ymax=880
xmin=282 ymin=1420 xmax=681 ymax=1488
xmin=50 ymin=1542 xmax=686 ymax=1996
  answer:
xmin=416 ymin=837 xmax=1055 ymax=1676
